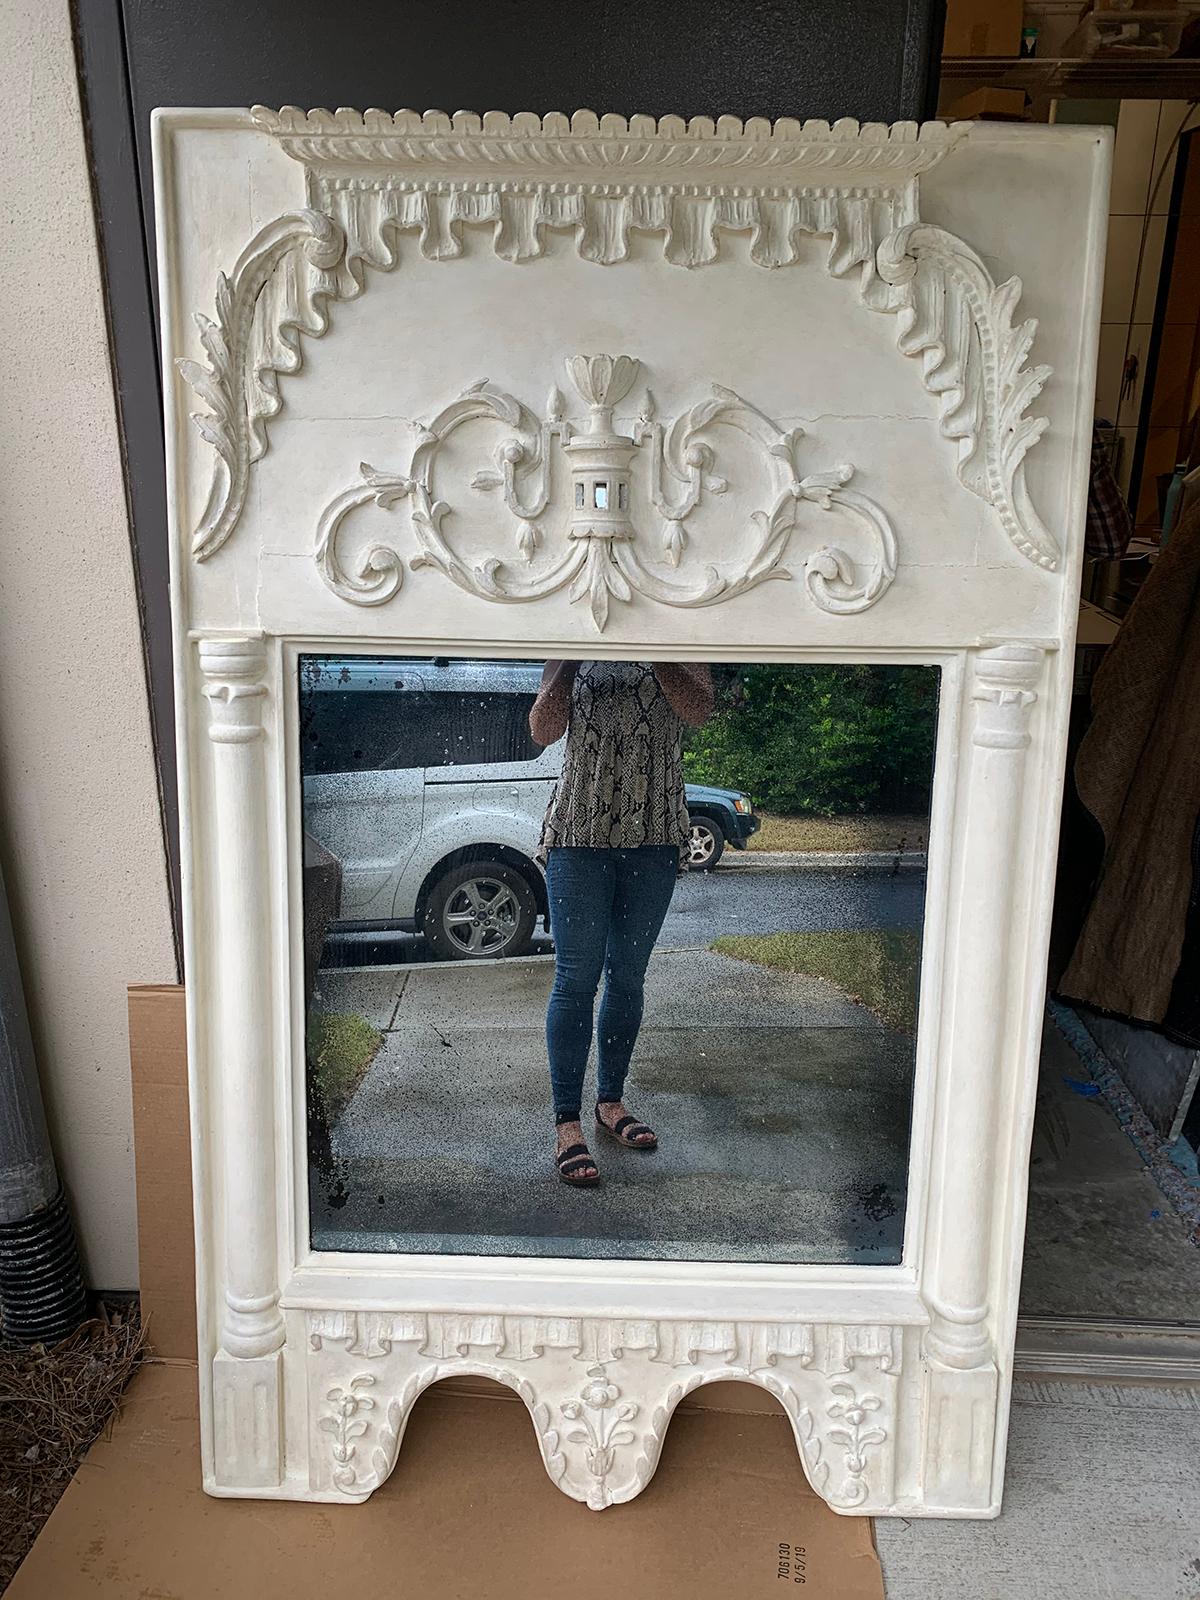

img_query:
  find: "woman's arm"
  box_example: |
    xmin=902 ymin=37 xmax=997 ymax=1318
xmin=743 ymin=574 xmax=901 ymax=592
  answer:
xmin=653 ymin=663 xmax=714 ymax=728
xmin=528 ymin=659 xmax=578 ymax=745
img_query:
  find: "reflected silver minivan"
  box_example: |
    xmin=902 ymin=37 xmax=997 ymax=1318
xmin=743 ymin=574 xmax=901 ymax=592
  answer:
xmin=300 ymin=656 xmax=757 ymax=959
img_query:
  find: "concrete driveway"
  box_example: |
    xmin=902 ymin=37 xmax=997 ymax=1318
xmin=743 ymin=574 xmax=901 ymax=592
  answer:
xmin=309 ymin=946 xmax=915 ymax=1264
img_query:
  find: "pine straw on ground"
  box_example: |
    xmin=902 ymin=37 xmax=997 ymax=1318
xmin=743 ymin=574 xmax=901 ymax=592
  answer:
xmin=0 ymin=1303 xmax=146 ymax=1592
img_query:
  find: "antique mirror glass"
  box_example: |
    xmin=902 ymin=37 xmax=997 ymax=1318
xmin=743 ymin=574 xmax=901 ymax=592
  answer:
xmin=300 ymin=652 xmax=940 ymax=1263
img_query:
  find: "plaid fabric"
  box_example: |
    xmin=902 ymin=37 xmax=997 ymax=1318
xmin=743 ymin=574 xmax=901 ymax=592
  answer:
xmin=1086 ymin=425 xmax=1134 ymax=559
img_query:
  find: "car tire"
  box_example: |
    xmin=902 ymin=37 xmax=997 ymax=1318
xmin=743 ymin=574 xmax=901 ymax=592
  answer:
xmin=422 ymin=860 xmax=539 ymax=960
xmin=686 ymin=816 xmax=725 ymax=871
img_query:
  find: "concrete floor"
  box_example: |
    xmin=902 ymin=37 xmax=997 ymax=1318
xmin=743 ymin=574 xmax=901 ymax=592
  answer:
xmin=1019 ymin=1019 xmax=1200 ymax=1321
xmin=310 ymin=948 xmax=915 ymax=1262
xmin=877 ymin=1378 xmax=1200 ymax=1600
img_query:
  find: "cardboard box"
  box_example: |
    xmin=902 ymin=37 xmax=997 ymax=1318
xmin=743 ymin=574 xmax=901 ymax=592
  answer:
xmin=942 ymin=86 xmax=1030 ymax=121
xmin=11 ymin=985 xmax=885 ymax=1598
xmin=943 ymin=0 xmax=1025 ymax=57
xmin=127 ymin=985 xmax=196 ymax=1362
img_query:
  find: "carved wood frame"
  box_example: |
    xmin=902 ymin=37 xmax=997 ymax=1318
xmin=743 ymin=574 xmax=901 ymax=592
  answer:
xmin=153 ymin=107 xmax=1110 ymax=1515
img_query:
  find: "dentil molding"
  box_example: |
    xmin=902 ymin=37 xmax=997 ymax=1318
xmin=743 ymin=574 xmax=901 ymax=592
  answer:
xmin=176 ymin=110 xmax=1058 ymax=577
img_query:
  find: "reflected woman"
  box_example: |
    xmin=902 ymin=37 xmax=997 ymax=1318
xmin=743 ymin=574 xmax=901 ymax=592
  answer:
xmin=529 ymin=660 xmax=714 ymax=1186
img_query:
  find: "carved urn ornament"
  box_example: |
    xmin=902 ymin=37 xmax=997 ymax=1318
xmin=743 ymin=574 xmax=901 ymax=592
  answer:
xmin=154 ymin=106 xmax=1109 ymax=1516
xmin=313 ymin=350 xmax=898 ymax=630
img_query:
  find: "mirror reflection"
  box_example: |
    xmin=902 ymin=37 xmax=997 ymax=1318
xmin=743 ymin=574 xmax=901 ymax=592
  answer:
xmin=300 ymin=654 xmax=939 ymax=1263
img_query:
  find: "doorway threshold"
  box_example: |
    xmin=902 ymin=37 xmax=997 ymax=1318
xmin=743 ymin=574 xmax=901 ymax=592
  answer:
xmin=1015 ymin=1315 xmax=1200 ymax=1381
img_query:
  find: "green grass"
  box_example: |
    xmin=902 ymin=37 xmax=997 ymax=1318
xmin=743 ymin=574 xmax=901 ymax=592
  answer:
xmin=306 ymin=1011 xmax=384 ymax=1121
xmin=711 ymin=929 xmax=922 ymax=1033
xmin=746 ymin=813 xmax=928 ymax=854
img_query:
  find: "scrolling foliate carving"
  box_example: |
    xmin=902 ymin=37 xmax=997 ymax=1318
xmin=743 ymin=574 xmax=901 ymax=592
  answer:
xmin=313 ymin=355 xmax=899 ymax=631
xmin=176 ymin=110 xmax=1054 ymax=577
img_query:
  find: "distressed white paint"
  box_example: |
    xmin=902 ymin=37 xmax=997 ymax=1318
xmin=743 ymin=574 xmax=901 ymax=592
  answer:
xmin=153 ymin=107 xmax=1110 ymax=1514
xmin=0 ymin=0 xmax=176 ymax=1288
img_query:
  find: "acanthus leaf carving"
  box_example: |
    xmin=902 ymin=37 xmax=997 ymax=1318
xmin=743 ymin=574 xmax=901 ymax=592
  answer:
xmin=875 ymin=222 xmax=1057 ymax=570
xmin=177 ymin=210 xmax=345 ymax=561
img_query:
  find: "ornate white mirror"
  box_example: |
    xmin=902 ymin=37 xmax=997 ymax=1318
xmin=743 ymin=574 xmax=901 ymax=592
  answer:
xmin=154 ymin=106 xmax=1108 ymax=1515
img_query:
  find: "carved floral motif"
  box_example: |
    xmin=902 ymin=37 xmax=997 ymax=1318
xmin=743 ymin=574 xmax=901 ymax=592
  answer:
xmin=560 ymin=1368 xmax=640 ymax=1508
xmin=318 ymin=1373 xmax=376 ymax=1491
xmin=825 ymin=1383 xmax=887 ymax=1507
xmin=316 ymin=1363 xmax=566 ymax=1499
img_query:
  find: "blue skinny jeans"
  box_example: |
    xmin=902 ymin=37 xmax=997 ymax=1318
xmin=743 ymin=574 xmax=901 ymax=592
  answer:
xmin=544 ymin=845 xmax=679 ymax=1123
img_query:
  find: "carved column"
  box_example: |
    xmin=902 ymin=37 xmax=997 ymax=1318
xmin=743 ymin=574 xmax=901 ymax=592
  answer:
xmin=199 ymin=636 xmax=285 ymax=1487
xmin=922 ymin=642 xmax=1044 ymax=1509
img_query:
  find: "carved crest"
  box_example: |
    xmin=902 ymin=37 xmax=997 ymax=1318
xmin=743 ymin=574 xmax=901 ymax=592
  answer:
xmin=314 ymin=354 xmax=899 ymax=631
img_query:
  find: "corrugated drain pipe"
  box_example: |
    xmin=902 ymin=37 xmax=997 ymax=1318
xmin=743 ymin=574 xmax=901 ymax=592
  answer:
xmin=0 ymin=855 xmax=87 ymax=1343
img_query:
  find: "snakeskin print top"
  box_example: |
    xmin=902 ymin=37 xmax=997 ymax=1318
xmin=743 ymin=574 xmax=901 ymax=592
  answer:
xmin=537 ymin=661 xmax=690 ymax=861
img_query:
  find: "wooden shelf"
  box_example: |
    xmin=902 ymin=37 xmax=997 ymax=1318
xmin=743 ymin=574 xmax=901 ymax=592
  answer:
xmin=940 ymin=54 xmax=1200 ymax=98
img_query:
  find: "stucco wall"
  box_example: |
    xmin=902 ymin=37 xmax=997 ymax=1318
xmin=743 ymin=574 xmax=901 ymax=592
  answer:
xmin=0 ymin=0 xmax=177 ymax=1287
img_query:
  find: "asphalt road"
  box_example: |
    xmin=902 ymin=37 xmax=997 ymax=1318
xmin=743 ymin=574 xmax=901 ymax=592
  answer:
xmin=321 ymin=858 xmax=928 ymax=969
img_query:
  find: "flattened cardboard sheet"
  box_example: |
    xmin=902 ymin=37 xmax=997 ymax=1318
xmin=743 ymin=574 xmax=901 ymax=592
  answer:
xmin=128 ymin=985 xmax=197 ymax=1362
xmin=8 ymin=1361 xmax=883 ymax=1600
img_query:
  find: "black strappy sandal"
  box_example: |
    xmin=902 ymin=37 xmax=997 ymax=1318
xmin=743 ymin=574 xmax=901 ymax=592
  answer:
xmin=595 ymin=1102 xmax=658 ymax=1151
xmin=556 ymin=1142 xmax=600 ymax=1186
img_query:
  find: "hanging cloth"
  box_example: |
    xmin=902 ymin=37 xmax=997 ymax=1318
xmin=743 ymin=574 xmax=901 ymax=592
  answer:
xmin=1060 ymin=498 xmax=1200 ymax=1021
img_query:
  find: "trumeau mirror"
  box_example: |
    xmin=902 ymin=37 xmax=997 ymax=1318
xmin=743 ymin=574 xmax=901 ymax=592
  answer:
xmin=154 ymin=106 xmax=1108 ymax=1515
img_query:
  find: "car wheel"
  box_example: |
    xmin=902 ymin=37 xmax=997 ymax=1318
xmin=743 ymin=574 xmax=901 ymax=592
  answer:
xmin=422 ymin=861 xmax=538 ymax=960
xmin=686 ymin=817 xmax=725 ymax=870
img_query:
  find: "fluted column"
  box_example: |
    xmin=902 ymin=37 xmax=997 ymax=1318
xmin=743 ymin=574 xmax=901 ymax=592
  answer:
xmin=199 ymin=635 xmax=284 ymax=1486
xmin=921 ymin=642 xmax=1044 ymax=1508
